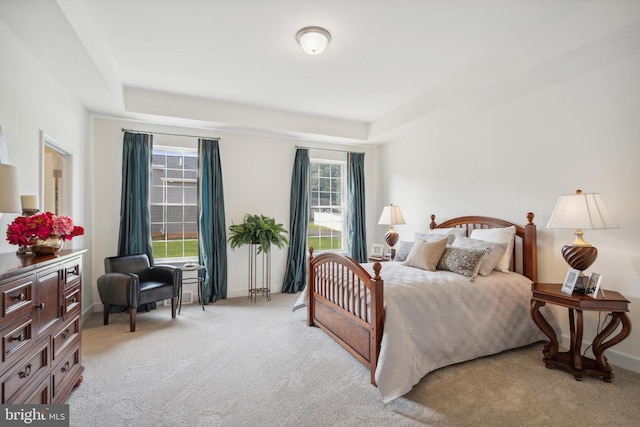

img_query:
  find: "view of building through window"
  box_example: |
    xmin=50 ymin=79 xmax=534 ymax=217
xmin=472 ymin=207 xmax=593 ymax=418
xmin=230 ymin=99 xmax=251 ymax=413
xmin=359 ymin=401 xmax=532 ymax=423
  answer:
xmin=151 ymin=147 xmax=198 ymax=260
xmin=308 ymin=160 xmax=346 ymax=251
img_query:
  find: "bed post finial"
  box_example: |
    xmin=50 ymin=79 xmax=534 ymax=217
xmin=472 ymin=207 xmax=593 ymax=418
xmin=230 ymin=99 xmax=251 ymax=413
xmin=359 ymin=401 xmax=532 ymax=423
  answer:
xmin=526 ymin=212 xmax=535 ymax=225
xmin=430 ymin=214 xmax=436 ymax=230
xmin=308 ymin=247 xmax=314 ymax=260
xmin=372 ymin=262 xmax=382 ymax=280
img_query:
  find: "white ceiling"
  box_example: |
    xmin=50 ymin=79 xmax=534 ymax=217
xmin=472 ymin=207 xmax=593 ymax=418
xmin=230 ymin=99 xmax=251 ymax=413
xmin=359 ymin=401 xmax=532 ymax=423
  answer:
xmin=1 ymin=0 xmax=639 ymax=143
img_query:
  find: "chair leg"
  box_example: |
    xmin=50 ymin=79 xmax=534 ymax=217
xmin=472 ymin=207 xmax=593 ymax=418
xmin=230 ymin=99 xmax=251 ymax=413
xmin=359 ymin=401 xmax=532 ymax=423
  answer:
xmin=130 ymin=308 xmax=137 ymax=332
xmin=171 ymin=297 xmax=177 ymax=319
xmin=103 ymin=304 xmax=110 ymax=325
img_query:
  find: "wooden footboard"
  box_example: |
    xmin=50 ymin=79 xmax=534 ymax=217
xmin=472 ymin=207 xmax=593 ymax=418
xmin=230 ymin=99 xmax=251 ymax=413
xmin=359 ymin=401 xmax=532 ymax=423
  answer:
xmin=307 ymin=249 xmax=384 ymax=385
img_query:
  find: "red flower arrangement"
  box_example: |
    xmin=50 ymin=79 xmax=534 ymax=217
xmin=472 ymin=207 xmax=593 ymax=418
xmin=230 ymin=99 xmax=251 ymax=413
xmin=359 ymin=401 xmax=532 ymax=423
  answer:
xmin=6 ymin=211 xmax=84 ymax=246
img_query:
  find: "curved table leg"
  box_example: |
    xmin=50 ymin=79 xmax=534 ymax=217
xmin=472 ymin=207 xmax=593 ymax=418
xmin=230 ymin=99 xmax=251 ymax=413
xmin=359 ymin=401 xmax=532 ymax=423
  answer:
xmin=591 ymin=312 xmax=632 ymax=382
xmin=530 ymin=300 xmax=558 ymax=363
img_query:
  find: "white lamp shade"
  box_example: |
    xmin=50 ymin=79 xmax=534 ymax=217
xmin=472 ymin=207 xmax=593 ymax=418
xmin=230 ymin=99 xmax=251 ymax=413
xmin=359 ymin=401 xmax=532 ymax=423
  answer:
xmin=378 ymin=204 xmax=406 ymax=226
xmin=296 ymin=27 xmax=331 ymax=55
xmin=21 ymin=195 xmax=39 ymax=210
xmin=0 ymin=163 xmax=21 ymax=213
xmin=546 ymin=192 xmax=618 ymax=230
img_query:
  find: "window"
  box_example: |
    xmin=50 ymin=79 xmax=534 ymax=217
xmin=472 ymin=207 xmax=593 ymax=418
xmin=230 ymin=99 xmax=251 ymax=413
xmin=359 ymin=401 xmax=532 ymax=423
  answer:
xmin=151 ymin=146 xmax=198 ymax=261
xmin=308 ymin=159 xmax=347 ymax=251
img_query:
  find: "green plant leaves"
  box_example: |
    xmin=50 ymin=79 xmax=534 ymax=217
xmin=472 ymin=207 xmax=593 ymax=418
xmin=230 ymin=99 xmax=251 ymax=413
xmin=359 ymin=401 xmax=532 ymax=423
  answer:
xmin=228 ymin=214 xmax=289 ymax=254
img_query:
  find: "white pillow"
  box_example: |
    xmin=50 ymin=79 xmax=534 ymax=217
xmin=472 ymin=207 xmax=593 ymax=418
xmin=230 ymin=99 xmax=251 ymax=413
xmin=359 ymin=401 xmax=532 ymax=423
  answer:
xmin=469 ymin=226 xmax=516 ymax=273
xmin=451 ymin=236 xmax=508 ymax=276
xmin=402 ymin=238 xmax=448 ymax=271
xmin=417 ymin=228 xmax=466 ymax=245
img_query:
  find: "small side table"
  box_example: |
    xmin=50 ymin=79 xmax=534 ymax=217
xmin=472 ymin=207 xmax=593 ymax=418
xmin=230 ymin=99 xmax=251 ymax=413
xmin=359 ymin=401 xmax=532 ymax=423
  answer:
xmin=530 ymin=282 xmax=631 ymax=382
xmin=179 ymin=264 xmax=206 ymax=313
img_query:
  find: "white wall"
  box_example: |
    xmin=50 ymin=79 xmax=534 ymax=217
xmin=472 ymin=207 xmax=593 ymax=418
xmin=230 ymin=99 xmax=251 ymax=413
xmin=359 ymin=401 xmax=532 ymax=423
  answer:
xmin=0 ymin=20 xmax=93 ymax=310
xmin=375 ymin=51 xmax=640 ymax=371
xmin=91 ymin=118 xmax=378 ymax=309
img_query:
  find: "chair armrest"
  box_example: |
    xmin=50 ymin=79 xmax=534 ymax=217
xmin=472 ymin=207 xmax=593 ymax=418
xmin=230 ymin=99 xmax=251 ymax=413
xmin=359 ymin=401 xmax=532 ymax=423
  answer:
xmin=149 ymin=265 xmax=182 ymax=296
xmin=97 ymin=272 xmax=140 ymax=308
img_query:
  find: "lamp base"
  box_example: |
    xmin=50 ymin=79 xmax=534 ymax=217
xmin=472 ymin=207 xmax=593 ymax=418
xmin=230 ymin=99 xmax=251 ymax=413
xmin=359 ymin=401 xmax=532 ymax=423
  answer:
xmin=384 ymin=230 xmax=399 ymax=248
xmin=561 ymin=244 xmax=597 ymax=272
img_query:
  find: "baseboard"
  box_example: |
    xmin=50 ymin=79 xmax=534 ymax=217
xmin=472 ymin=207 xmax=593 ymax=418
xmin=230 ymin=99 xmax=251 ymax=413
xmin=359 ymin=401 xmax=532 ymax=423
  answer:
xmin=561 ymin=333 xmax=640 ymax=374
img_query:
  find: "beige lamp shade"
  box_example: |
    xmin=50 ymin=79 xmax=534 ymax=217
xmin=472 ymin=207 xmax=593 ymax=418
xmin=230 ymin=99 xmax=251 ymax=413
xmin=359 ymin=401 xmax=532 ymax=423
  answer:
xmin=0 ymin=163 xmax=21 ymax=213
xmin=378 ymin=204 xmax=406 ymax=248
xmin=547 ymin=189 xmax=618 ymax=274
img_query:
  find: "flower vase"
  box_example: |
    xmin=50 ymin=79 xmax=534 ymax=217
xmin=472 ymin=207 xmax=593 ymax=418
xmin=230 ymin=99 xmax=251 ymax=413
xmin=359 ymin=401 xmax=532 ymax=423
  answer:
xmin=31 ymin=236 xmax=64 ymax=256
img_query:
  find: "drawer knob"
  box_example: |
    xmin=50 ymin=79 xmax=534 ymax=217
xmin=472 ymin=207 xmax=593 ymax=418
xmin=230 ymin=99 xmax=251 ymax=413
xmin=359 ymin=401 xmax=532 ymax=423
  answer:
xmin=61 ymin=329 xmax=70 ymax=339
xmin=61 ymin=361 xmax=70 ymax=373
xmin=71 ymin=297 xmax=79 ymax=303
xmin=19 ymin=363 xmax=32 ymax=378
xmin=36 ymin=302 xmax=45 ymax=309
xmin=13 ymin=293 xmax=26 ymax=301
xmin=11 ymin=334 xmax=24 ymax=342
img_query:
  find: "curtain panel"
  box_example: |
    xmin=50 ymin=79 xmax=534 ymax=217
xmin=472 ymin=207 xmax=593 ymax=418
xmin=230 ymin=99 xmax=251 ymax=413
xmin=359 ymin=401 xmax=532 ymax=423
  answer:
xmin=117 ymin=132 xmax=154 ymax=263
xmin=348 ymin=152 xmax=367 ymax=263
xmin=282 ymin=148 xmax=309 ymax=293
xmin=198 ymin=138 xmax=228 ymax=302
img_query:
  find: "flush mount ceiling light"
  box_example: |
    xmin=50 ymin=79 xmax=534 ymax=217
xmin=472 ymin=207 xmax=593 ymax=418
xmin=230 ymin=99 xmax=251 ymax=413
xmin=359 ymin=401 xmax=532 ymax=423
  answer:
xmin=296 ymin=26 xmax=331 ymax=55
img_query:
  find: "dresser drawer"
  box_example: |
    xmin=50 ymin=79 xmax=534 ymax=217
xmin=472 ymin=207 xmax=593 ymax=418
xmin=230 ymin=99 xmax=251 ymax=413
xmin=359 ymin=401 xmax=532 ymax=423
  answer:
xmin=64 ymin=259 xmax=82 ymax=289
xmin=51 ymin=343 xmax=82 ymax=404
xmin=1 ymin=274 xmax=35 ymax=323
xmin=1 ymin=315 xmax=35 ymax=369
xmin=16 ymin=375 xmax=50 ymax=404
xmin=52 ymin=315 xmax=80 ymax=362
xmin=1 ymin=339 xmax=49 ymax=404
xmin=63 ymin=285 xmax=81 ymax=318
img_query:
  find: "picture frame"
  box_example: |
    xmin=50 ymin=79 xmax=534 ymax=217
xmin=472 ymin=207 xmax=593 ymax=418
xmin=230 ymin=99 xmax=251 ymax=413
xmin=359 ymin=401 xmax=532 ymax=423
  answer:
xmin=587 ymin=272 xmax=604 ymax=298
xmin=561 ymin=268 xmax=581 ymax=294
xmin=370 ymin=243 xmax=384 ymax=258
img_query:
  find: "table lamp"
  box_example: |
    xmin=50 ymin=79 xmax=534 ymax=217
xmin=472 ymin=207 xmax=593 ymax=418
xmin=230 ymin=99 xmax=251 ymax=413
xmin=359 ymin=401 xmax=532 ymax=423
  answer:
xmin=546 ymin=189 xmax=618 ymax=291
xmin=378 ymin=204 xmax=405 ymax=258
xmin=0 ymin=163 xmax=21 ymax=215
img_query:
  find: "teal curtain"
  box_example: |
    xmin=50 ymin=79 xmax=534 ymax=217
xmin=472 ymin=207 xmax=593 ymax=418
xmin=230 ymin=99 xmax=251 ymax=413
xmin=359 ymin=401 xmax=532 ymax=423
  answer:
xmin=348 ymin=152 xmax=367 ymax=263
xmin=282 ymin=148 xmax=309 ymax=293
xmin=198 ymin=138 xmax=227 ymax=302
xmin=118 ymin=132 xmax=154 ymax=263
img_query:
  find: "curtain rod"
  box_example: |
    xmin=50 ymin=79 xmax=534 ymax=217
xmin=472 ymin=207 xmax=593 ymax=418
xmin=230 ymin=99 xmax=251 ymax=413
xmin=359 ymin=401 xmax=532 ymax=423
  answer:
xmin=121 ymin=128 xmax=220 ymax=141
xmin=295 ymin=145 xmax=364 ymax=154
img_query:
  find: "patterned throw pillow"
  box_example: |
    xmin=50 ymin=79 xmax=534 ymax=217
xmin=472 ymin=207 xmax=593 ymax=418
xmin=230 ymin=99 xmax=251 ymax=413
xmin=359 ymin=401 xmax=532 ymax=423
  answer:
xmin=394 ymin=241 xmax=414 ymax=262
xmin=436 ymin=247 xmax=488 ymax=281
xmin=451 ymin=237 xmax=508 ymax=276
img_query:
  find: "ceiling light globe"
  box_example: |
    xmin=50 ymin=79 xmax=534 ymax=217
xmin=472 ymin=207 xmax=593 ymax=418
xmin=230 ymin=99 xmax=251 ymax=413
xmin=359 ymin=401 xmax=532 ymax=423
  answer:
xmin=296 ymin=26 xmax=331 ymax=55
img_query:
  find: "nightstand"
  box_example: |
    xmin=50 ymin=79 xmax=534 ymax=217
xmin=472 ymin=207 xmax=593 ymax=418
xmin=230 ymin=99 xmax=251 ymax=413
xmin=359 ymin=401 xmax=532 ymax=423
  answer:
xmin=368 ymin=256 xmax=391 ymax=262
xmin=530 ymin=282 xmax=631 ymax=382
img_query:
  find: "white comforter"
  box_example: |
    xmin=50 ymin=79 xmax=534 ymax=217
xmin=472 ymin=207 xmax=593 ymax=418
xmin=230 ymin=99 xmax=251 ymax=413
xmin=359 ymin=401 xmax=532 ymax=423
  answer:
xmin=296 ymin=262 xmax=559 ymax=402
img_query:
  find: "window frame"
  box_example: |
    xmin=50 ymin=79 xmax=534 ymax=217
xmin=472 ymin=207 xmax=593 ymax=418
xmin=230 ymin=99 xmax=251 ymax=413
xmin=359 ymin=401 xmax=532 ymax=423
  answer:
xmin=150 ymin=145 xmax=199 ymax=263
xmin=308 ymin=157 xmax=349 ymax=253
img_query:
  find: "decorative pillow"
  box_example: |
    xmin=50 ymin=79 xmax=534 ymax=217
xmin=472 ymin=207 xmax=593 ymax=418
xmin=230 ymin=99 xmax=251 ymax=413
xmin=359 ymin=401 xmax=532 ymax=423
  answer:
xmin=470 ymin=226 xmax=516 ymax=272
xmin=413 ymin=232 xmax=456 ymax=243
xmin=425 ymin=227 xmax=466 ymax=244
xmin=394 ymin=241 xmax=414 ymax=262
xmin=436 ymin=247 xmax=488 ymax=281
xmin=402 ymin=238 xmax=448 ymax=271
xmin=451 ymin=236 xmax=508 ymax=277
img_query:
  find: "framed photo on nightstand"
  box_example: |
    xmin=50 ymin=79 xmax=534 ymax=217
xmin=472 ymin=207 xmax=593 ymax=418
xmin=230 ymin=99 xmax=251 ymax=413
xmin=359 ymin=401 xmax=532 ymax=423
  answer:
xmin=586 ymin=272 xmax=604 ymax=298
xmin=561 ymin=268 xmax=581 ymax=294
xmin=370 ymin=243 xmax=384 ymax=258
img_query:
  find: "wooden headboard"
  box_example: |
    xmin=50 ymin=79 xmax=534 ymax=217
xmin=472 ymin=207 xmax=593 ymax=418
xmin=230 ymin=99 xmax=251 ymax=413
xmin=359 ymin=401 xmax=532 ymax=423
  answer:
xmin=429 ymin=212 xmax=537 ymax=282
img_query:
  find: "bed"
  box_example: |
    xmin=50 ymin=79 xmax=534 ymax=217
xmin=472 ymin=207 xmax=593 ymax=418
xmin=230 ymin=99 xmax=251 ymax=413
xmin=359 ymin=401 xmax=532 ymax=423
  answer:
xmin=304 ymin=212 xmax=558 ymax=402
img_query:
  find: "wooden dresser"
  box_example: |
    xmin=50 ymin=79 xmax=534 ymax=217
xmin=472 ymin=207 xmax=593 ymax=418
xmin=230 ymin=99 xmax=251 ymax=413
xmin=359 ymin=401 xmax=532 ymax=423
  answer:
xmin=0 ymin=249 xmax=86 ymax=404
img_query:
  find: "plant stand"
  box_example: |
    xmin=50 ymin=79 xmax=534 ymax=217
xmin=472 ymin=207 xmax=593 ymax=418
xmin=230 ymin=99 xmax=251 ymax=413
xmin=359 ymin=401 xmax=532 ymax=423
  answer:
xmin=248 ymin=243 xmax=271 ymax=302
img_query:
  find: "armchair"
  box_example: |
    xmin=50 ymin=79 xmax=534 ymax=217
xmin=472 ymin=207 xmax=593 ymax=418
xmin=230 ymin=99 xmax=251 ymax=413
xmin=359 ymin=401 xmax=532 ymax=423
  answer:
xmin=97 ymin=254 xmax=182 ymax=332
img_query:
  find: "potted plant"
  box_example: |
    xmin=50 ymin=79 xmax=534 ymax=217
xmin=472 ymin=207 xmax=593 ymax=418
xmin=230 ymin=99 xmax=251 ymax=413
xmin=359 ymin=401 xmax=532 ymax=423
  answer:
xmin=228 ymin=213 xmax=288 ymax=254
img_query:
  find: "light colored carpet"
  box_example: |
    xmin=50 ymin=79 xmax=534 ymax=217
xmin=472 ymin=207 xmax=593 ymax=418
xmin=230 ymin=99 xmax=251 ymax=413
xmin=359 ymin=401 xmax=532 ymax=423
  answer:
xmin=67 ymin=293 xmax=640 ymax=426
